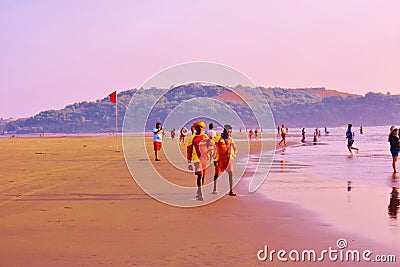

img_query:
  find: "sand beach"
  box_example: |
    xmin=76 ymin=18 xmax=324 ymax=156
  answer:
xmin=0 ymin=134 xmax=397 ymax=266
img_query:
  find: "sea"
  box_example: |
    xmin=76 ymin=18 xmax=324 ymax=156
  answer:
xmin=259 ymin=125 xmax=400 ymax=249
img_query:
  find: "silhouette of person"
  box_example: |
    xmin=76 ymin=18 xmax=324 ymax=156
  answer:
xmin=170 ymin=128 xmax=176 ymax=140
xmin=249 ymin=129 xmax=254 ymax=140
xmin=346 ymin=124 xmax=359 ymax=155
xmin=389 ymin=127 xmax=400 ymax=173
xmin=313 ymin=129 xmax=318 ymax=144
xmin=347 ymin=181 xmax=352 ymax=192
xmin=301 ymin=128 xmax=306 ymax=143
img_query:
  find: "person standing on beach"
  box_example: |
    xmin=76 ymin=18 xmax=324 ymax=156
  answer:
xmin=187 ymin=121 xmax=209 ymax=201
xmin=277 ymin=126 xmax=280 ymax=136
xmin=205 ymin=123 xmax=217 ymax=162
xmin=388 ymin=125 xmax=395 ymax=142
xmin=179 ymin=127 xmax=188 ymax=145
xmin=249 ymin=129 xmax=254 ymax=140
xmin=170 ymin=128 xmax=176 ymax=140
xmin=278 ymin=124 xmax=287 ymax=146
xmin=346 ymin=124 xmax=359 ymax=155
xmin=153 ymin=122 xmax=164 ymax=161
xmin=313 ymin=130 xmax=318 ymax=144
xmin=360 ymin=126 xmax=364 ymax=135
xmin=301 ymin=128 xmax=306 ymax=143
xmin=254 ymin=129 xmax=259 ymax=140
xmin=205 ymin=123 xmax=217 ymax=140
xmin=212 ymin=124 xmax=237 ymax=196
xmin=389 ymin=127 xmax=400 ymax=173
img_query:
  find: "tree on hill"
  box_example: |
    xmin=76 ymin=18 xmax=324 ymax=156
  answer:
xmin=5 ymin=86 xmax=399 ymax=133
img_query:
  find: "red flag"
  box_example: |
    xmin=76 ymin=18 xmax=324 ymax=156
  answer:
xmin=109 ymin=91 xmax=117 ymax=103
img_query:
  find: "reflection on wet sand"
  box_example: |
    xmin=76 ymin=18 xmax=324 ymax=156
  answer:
xmin=388 ymin=187 xmax=399 ymax=219
xmin=268 ymin=159 xmax=310 ymax=174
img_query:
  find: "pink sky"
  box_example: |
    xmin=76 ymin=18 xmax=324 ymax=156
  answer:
xmin=1 ymin=0 xmax=399 ymax=118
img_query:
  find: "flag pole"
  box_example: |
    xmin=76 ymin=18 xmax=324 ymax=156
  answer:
xmin=115 ymin=92 xmax=119 ymax=152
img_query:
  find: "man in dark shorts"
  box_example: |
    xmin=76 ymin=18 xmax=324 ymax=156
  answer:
xmin=389 ymin=127 xmax=400 ymax=173
xmin=346 ymin=124 xmax=359 ymax=155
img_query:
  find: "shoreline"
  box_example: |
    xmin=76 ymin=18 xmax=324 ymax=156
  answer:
xmin=264 ymin=134 xmax=400 ymax=251
xmin=0 ymin=136 xmax=397 ymax=266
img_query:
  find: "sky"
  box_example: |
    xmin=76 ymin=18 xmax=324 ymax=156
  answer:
xmin=1 ymin=0 xmax=399 ymax=118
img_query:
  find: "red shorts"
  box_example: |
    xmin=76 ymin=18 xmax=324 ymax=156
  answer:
xmin=153 ymin=141 xmax=162 ymax=151
xmin=194 ymin=157 xmax=208 ymax=176
xmin=216 ymin=158 xmax=233 ymax=174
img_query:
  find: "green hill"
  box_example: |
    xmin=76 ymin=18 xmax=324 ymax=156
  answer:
xmin=3 ymin=85 xmax=400 ymax=134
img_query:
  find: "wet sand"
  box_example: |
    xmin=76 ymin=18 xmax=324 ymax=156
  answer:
xmin=265 ymin=128 xmax=400 ymax=253
xmin=0 ymin=136 xmax=392 ymax=266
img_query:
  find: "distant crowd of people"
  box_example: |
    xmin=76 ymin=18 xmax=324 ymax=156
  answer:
xmin=152 ymin=121 xmax=400 ymax=206
xmin=275 ymin=123 xmax=400 ymax=174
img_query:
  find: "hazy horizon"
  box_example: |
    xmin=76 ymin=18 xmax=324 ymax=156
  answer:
xmin=1 ymin=1 xmax=399 ymax=118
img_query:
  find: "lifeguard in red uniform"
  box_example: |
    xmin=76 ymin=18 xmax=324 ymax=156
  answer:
xmin=187 ymin=121 xmax=211 ymax=201
xmin=213 ymin=124 xmax=237 ymax=196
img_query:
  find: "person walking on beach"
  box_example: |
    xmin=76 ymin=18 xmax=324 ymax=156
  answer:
xmin=278 ymin=124 xmax=287 ymax=146
xmin=205 ymin=123 xmax=217 ymax=140
xmin=389 ymin=127 xmax=400 ymax=173
xmin=153 ymin=122 xmax=164 ymax=161
xmin=205 ymin=123 xmax=217 ymax=162
xmin=301 ymin=128 xmax=306 ymax=143
xmin=277 ymin=126 xmax=280 ymax=136
xmin=187 ymin=121 xmax=209 ymax=201
xmin=179 ymin=127 xmax=188 ymax=145
xmin=313 ymin=130 xmax=318 ymax=144
xmin=170 ymin=128 xmax=176 ymax=140
xmin=346 ymin=124 xmax=359 ymax=155
xmin=249 ymin=129 xmax=254 ymax=140
xmin=360 ymin=126 xmax=364 ymax=135
xmin=254 ymin=129 xmax=259 ymax=140
xmin=212 ymin=124 xmax=237 ymax=196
